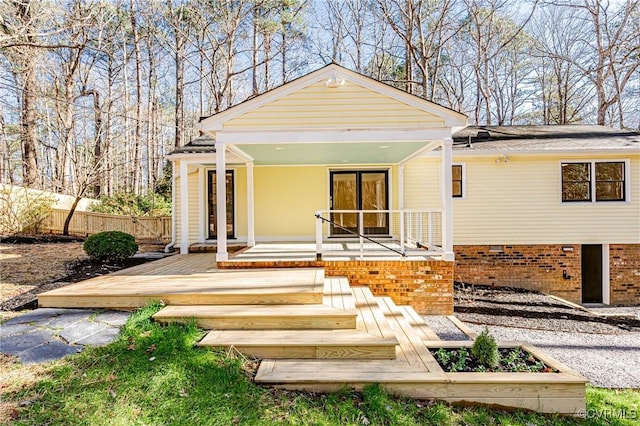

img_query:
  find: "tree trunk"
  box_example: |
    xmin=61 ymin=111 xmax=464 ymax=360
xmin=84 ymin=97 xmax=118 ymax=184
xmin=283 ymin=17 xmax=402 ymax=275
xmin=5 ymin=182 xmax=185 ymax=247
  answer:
xmin=130 ymin=0 xmax=142 ymax=194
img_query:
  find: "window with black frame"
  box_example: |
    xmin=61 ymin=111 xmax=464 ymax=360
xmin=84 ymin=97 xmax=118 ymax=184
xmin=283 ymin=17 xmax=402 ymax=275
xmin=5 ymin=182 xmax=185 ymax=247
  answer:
xmin=561 ymin=161 xmax=626 ymax=202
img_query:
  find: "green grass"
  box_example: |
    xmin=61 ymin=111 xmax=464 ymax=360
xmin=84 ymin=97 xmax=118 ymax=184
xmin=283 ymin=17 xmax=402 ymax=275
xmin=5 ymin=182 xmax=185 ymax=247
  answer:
xmin=2 ymin=303 xmax=638 ymax=425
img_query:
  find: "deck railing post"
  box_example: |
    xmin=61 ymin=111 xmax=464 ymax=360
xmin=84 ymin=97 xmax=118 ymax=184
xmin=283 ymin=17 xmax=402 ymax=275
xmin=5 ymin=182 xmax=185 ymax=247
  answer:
xmin=428 ymin=212 xmax=433 ymax=248
xmin=358 ymin=211 xmax=364 ymax=260
xmin=315 ymin=212 xmax=323 ymax=261
xmin=399 ymin=211 xmax=405 ymax=255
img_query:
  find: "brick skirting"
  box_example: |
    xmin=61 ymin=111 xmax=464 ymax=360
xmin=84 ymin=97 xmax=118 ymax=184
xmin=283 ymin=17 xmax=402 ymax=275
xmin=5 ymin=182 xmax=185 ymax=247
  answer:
xmin=609 ymin=244 xmax=640 ymax=305
xmin=455 ymin=244 xmax=640 ymax=305
xmin=217 ymin=259 xmax=454 ymax=315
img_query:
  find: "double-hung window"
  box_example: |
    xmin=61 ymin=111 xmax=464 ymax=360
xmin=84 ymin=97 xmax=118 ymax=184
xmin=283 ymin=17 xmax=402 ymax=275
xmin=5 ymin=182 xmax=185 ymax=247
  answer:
xmin=561 ymin=161 xmax=626 ymax=202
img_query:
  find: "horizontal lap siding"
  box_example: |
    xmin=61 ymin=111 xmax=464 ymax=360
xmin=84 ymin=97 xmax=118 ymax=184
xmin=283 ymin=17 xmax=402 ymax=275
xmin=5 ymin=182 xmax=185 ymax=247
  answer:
xmin=223 ymin=81 xmax=445 ymax=131
xmin=254 ymin=166 xmax=327 ymax=238
xmin=404 ymin=154 xmax=640 ymax=244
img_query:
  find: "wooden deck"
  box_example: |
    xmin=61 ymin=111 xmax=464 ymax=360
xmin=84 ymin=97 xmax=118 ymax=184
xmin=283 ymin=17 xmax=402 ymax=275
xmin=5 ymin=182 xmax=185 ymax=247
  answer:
xmin=39 ymin=255 xmax=324 ymax=308
xmin=37 ymin=254 xmax=587 ymax=415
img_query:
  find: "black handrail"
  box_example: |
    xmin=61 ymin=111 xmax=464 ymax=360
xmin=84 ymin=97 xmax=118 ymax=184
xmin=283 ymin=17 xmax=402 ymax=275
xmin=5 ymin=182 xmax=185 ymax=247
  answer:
xmin=315 ymin=213 xmax=406 ymax=257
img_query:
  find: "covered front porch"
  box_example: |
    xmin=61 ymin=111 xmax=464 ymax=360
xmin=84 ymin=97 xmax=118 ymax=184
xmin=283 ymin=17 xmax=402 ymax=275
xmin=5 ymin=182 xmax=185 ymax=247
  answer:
xmin=169 ymin=65 xmax=466 ymax=264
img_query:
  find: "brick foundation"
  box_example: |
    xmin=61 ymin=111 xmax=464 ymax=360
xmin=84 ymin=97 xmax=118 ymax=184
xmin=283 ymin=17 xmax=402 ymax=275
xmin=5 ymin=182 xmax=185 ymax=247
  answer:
xmin=455 ymin=244 xmax=640 ymax=305
xmin=609 ymin=244 xmax=640 ymax=305
xmin=217 ymin=259 xmax=454 ymax=315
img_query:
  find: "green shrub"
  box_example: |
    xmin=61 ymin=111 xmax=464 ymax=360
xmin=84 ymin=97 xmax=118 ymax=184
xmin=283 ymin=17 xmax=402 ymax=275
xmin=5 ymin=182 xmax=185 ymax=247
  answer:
xmin=83 ymin=231 xmax=138 ymax=262
xmin=471 ymin=327 xmax=500 ymax=369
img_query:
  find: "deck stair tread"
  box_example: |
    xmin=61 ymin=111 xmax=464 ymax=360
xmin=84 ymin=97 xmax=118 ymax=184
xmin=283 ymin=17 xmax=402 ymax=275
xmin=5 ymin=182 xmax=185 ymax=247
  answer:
xmin=199 ymin=329 xmax=398 ymax=359
xmin=255 ymin=288 xmax=447 ymax=384
xmin=398 ymin=306 xmax=441 ymax=341
xmin=377 ymin=297 xmax=443 ymax=373
xmin=39 ymin=268 xmax=325 ymax=308
xmin=153 ymin=303 xmax=356 ymax=330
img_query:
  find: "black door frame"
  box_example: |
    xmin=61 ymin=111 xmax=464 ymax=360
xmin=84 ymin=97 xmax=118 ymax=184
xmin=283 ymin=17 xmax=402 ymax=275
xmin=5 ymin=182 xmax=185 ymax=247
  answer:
xmin=329 ymin=170 xmax=389 ymax=236
xmin=207 ymin=169 xmax=235 ymax=240
xmin=581 ymin=244 xmax=603 ymax=303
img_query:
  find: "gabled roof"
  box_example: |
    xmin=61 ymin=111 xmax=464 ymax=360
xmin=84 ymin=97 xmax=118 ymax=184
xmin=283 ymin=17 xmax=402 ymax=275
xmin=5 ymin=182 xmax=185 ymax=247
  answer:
xmin=198 ymin=63 xmax=467 ymax=131
xmin=453 ymin=125 xmax=640 ymax=152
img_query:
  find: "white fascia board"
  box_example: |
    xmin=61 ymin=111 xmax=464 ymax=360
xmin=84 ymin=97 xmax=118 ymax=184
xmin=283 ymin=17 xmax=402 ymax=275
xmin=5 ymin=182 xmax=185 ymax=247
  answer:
xmin=421 ymin=148 xmax=640 ymax=158
xmin=217 ymin=127 xmax=453 ymax=144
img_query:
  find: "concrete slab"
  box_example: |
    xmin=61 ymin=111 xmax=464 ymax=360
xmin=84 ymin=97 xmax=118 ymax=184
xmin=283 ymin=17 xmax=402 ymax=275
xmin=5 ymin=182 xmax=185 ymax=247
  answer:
xmin=0 ymin=308 xmax=131 ymax=364
xmin=0 ymin=330 xmax=53 ymax=355
xmin=0 ymin=322 xmax=33 ymax=337
xmin=20 ymin=340 xmax=81 ymax=364
xmin=76 ymin=327 xmax=121 ymax=346
xmin=93 ymin=311 xmax=130 ymax=327
xmin=58 ymin=322 xmax=108 ymax=344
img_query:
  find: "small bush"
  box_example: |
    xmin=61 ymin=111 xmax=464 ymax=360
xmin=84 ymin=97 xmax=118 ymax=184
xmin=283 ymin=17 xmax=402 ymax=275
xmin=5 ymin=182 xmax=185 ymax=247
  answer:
xmin=83 ymin=231 xmax=138 ymax=262
xmin=471 ymin=327 xmax=499 ymax=369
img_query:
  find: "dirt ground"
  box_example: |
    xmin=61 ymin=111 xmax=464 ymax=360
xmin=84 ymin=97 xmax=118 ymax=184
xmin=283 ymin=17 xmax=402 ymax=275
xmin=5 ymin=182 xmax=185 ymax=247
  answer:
xmin=0 ymin=237 xmax=166 ymax=313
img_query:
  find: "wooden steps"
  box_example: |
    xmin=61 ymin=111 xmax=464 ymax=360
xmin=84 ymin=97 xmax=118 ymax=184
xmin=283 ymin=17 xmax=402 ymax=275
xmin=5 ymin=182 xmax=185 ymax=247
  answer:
xmin=254 ymin=287 xmax=445 ymax=384
xmin=153 ymin=303 xmax=356 ymax=330
xmin=198 ymin=330 xmax=397 ymax=359
xmin=39 ymin=267 xmax=324 ymax=308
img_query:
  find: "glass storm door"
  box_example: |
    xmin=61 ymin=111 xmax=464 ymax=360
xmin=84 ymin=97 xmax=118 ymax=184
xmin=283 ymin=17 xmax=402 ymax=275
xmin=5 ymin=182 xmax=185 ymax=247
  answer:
xmin=330 ymin=171 xmax=389 ymax=236
xmin=208 ymin=170 xmax=234 ymax=239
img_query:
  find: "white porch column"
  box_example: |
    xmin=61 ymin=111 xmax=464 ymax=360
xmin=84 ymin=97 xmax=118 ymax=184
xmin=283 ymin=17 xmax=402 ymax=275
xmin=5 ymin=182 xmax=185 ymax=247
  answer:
xmin=398 ymin=164 xmax=405 ymax=210
xmin=441 ymin=138 xmax=454 ymax=261
xmin=179 ymin=160 xmax=189 ymax=254
xmin=198 ymin=167 xmax=205 ymax=242
xmin=246 ymin=161 xmax=255 ymax=247
xmin=216 ymin=144 xmax=228 ymax=261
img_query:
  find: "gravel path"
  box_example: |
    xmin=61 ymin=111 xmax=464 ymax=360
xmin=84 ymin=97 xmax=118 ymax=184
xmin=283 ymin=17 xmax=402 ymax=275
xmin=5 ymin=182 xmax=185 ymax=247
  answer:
xmin=422 ymin=316 xmax=470 ymax=341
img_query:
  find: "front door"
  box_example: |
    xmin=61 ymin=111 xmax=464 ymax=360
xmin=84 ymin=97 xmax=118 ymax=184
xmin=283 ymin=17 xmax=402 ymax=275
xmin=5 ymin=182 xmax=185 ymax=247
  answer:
xmin=208 ymin=170 xmax=234 ymax=239
xmin=330 ymin=170 xmax=389 ymax=236
xmin=582 ymin=244 xmax=603 ymax=303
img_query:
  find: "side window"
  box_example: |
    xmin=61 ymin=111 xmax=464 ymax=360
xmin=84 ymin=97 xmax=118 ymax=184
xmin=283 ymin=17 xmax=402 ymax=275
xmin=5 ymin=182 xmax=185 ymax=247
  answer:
xmin=595 ymin=162 xmax=625 ymax=201
xmin=562 ymin=162 xmax=591 ymax=202
xmin=562 ymin=161 xmax=626 ymax=202
xmin=452 ymin=164 xmax=463 ymax=198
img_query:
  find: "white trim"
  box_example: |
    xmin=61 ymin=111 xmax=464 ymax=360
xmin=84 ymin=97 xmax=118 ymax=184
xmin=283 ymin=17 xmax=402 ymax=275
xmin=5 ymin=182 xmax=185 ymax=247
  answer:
xmin=246 ymin=162 xmax=255 ymax=247
xmin=399 ymin=140 xmax=443 ymax=165
xmin=217 ymin=128 xmax=453 ymax=145
xmin=452 ymin=162 xmax=467 ymax=200
xmin=441 ymin=138 xmax=454 ymax=260
xmin=198 ymin=167 xmax=205 ymax=242
xmin=559 ymin=159 xmax=631 ymax=204
xmin=179 ymin=161 xmax=189 ymax=254
xmin=445 ymin=148 xmax=639 ymax=157
xmin=398 ymin=164 xmax=404 ymax=210
xmin=215 ymin=146 xmax=228 ymax=261
xmin=602 ymin=244 xmax=610 ymax=305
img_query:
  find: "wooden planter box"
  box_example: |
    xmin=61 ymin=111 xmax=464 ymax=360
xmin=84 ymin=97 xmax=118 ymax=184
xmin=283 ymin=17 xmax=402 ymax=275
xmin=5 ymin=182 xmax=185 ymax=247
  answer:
xmin=424 ymin=341 xmax=588 ymax=416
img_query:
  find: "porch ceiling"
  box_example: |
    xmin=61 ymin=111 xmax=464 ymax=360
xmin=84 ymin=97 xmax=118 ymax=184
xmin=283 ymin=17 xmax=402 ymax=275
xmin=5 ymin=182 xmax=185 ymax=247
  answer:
xmin=235 ymin=141 xmax=431 ymax=165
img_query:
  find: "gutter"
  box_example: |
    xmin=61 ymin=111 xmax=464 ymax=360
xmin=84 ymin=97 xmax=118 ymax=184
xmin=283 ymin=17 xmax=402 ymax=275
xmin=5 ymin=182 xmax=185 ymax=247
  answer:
xmin=164 ymin=160 xmax=176 ymax=253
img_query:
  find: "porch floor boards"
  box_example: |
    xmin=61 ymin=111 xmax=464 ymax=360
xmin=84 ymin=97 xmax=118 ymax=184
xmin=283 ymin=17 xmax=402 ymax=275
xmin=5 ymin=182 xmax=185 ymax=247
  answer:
xmin=38 ymin=255 xmax=324 ymax=309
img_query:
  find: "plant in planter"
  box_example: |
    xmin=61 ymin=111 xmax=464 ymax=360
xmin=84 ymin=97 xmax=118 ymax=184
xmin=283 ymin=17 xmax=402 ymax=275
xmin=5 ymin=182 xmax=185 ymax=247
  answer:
xmin=471 ymin=327 xmax=499 ymax=369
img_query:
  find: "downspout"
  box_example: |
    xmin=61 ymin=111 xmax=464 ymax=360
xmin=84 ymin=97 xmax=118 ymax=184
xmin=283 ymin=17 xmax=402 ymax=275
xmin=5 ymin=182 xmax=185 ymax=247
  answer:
xmin=164 ymin=160 xmax=176 ymax=252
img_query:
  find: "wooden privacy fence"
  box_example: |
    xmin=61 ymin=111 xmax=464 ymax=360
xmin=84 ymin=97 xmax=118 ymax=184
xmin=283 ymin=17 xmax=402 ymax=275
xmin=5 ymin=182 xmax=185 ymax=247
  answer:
xmin=44 ymin=209 xmax=172 ymax=242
